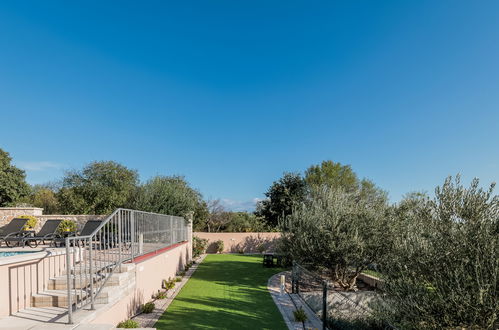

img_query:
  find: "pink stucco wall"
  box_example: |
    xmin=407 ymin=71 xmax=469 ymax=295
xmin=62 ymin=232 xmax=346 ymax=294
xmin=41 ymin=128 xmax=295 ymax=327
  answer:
xmin=91 ymin=242 xmax=190 ymax=325
xmin=193 ymin=232 xmax=281 ymax=253
xmin=0 ymin=251 xmax=70 ymax=317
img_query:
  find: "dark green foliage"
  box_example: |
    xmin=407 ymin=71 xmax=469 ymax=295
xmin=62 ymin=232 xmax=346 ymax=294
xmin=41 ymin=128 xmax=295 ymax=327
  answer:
xmin=256 ymin=172 xmax=307 ymax=228
xmin=293 ymin=307 xmax=308 ymax=322
xmin=141 ymin=302 xmax=155 ymax=314
xmin=117 ymin=319 xmax=139 ymax=328
xmin=58 ymin=161 xmax=139 ymax=214
xmin=0 ymin=148 xmax=30 ymax=206
xmin=131 ymin=175 xmax=201 ymax=219
xmin=305 ymin=160 xmax=359 ymax=191
xmin=193 ymin=236 xmax=208 ymax=257
xmin=377 ymin=176 xmax=499 ymax=329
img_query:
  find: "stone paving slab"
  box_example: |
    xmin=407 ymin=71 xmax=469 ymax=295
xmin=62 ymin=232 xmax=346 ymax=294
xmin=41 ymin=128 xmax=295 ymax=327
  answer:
xmin=268 ymin=271 xmax=323 ymax=330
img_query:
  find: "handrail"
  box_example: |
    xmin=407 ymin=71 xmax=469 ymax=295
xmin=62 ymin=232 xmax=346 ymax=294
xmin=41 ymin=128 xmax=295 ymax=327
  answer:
xmin=65 ymin=208 xmax=188 ymax=324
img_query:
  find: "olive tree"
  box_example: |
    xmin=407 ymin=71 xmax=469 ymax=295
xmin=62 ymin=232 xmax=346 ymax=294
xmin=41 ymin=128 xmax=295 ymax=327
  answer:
xmin=281 ymin=186 xmax=392 ymax=290
xmin=377 ymin=176 xmax=499 ymax=329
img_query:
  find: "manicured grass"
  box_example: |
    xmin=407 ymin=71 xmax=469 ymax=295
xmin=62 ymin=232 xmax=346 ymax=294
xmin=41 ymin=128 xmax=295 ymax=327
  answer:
xmin=154 ymin=254 xmax=287 ymax=330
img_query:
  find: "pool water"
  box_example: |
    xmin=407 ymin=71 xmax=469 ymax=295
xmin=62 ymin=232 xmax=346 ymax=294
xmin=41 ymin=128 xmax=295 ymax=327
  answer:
xmin=0 ymin=251 xmax=38 ymax=257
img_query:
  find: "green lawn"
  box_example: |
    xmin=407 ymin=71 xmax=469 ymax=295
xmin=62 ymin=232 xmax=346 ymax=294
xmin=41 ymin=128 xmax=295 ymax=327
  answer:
xmin=154 ymin=254 xmax=287 ymax=330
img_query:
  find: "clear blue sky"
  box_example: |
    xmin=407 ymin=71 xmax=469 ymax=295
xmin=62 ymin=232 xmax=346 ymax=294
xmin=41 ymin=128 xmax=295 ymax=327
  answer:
xmin=1 ymin=1 xmax=498 ymax=211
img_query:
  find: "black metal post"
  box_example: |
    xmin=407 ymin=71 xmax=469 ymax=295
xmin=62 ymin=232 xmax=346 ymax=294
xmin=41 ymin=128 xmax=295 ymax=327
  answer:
xmin=322 ymin=281 xmax=327 ymax=330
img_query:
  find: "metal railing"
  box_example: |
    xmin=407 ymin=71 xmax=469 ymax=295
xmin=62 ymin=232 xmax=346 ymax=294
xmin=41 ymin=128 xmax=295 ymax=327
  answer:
xmin=64 ymin=209 xmax=188 ymax=323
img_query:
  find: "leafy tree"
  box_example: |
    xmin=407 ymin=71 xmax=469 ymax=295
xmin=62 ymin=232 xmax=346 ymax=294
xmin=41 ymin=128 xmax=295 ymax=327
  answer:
xmin=280 ymin=186 xmax=392 ymax=290
xmin=27 ymin=185 xmax=60 ymax=214
xmin=377 ymin=176 xmax=499 ymax=329
xmin=58 ymin=161 xmax=139 ymax=214
xmin=225 ymin=212 xmax=267 ymax=232
xmin=0 ymin=148 xmax=30 ymax=206
xmin=132 ymin=175 xmax=201 ymax=218
xmin=305 ymin=160 xmax=387 ymax=203
xmin=305 ymin=160 xmax=359 ymax=191
xmin=256 ymin=172 xmax=307 ymax=228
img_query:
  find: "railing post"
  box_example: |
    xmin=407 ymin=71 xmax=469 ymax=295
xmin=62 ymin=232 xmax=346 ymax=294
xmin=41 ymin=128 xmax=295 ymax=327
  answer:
xmin=118 ymin=210 xmax=122 ymax=264
xmin=322 ymin=281 xmax=328 ymax=330
xmin=89 ymin=238 xmax=95 ymax=310
xmin=66 ymin=237 xmax=73 ymax=324
xmin=130 ymin=211 xmax=135 ymax=262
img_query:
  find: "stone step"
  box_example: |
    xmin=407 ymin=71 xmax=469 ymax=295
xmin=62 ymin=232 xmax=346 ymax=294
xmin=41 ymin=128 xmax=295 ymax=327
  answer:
xmin=62 ymin=262 xmax=135 ymax=275
xmin=49 ymin=270 xmax=134 ymax=290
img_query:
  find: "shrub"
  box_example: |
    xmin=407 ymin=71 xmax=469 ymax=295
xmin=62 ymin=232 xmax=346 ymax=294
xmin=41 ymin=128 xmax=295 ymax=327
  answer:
xmin=193 ymin=236 xmax=208 ymax=257
xmin=237 ymin=248 xmax=244 ymax=254
xmin=57 ymin=219 xmax=77 ymax=234
xmin=18 ymin=215 xmax=38 ymax=230
xmin=175 ymin=277 xmax=182 ymax=282
xmin=141 ymin=302 xmax=155 ymax=314
xmin=214 ymin=240 xmax=224 ymax=253
xmin=154 ymin=290 xmax=167 ymax=299
xmin=293 ymin=307 xmax=308 ymax=322
xmin=178 ymin=270 xmax=186 ymax=277
xmin=377 ymin=176 xmax=499 ymax=329
xmin=162 ymin=278 xmax=175 ymax=291
xmin=117 ymin=319 xmax=139 ymax=328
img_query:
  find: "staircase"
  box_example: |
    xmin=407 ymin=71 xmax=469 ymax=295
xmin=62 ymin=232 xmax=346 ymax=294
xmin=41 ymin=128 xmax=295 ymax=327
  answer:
xmin=32 ymin=263 xmax=136 ymax=308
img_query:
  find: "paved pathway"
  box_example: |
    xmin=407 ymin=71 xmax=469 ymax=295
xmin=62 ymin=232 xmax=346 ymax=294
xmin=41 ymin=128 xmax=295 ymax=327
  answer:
xmin=268 ymin=271 xmax=323 ymax=330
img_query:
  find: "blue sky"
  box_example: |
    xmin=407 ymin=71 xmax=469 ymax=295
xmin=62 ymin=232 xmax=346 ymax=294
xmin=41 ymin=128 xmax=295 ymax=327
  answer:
xmin=1 ymin=1 xmax=498 ymax=211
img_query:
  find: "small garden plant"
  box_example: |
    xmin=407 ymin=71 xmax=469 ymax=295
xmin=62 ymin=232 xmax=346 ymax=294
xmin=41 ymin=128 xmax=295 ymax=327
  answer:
xmin=293 ymin=307 xmax=308 ymax=323
xmin=18 ymin=215 xmax=37 ymax=230
xmin=117 ymin=319 xmax=139 ymax=328
xmin=214 ymin=240 xmax=224 ymax=253
xmin=162 ymin=278 xmax=175 ymax=290
xmin=57 ymin=219 xmax=77 ymax=234
xmin=141 ymin=302 xmax=155 ymax=314
xmin=154 ymin=290 xmax=167 ymax=299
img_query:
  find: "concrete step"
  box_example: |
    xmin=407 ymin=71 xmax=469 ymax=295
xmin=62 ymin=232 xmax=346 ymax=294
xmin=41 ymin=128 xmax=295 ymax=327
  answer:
xmin=62 ymin=262 xmax=135 ymax=275
xmin=49 ymin=271 xmax=134 ymax=290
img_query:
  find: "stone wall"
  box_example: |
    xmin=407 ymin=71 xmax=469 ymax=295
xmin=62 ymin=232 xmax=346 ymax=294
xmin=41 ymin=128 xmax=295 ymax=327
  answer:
xmin=0 ymin=207 xmax=105 ymax=232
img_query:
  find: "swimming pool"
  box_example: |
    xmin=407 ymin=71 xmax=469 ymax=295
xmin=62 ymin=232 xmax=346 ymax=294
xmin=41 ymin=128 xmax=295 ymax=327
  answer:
xmin=0 ymin=251 xmax=38 ymax=257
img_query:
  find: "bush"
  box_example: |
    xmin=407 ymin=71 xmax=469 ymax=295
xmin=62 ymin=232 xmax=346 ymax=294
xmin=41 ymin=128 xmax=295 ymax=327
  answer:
xmin=257 ymin=243 xmax=266 ymax=254
xmin=175 ymin=277 xmax=182 ymax=282
xmin=193 ymin=236 xmax=208 ymax=257
xmin=377 ymin=176 xmax=499 ymax=329
xmin=293 ymin=307 xmax=308 ymax=322
xmin=18 ymin=215 xmax=38 ymax=230
xmin=214 ymin=240 xmax=224 ymax=253
xmin=154 ymin=290 xmax=167 ymax=299
xmin=117 ymin=319 xmax=139 ymax=328
xmin=141 ymin=302 xmax=155 ymax=314
xmin=162 ymin=278 xmax=175 ymax=290
xmin=57 ymin=219 xmax=77 ymax=234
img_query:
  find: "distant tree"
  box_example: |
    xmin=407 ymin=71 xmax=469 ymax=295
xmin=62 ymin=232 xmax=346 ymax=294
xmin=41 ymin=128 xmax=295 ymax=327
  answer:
xmin=306 ymin=160 xmax=387 ymax=202
xmin=132 ymin=175 xmax=201 ymax=218
xmin=305 ymin=160 xmax=359 ymax=191
xmin=225 ymin=212 xmax=267 ymax=232
xmin=193 ymin=200 xmax=210 ymax=231
xmin=204 ymin=199 xmax=231 ymax=232
xmin=0 ymin=148 xmax=30 ymax=206
xmin=256 ymin=172 xmax=307 ymax=228
xmin=58 ymin=161 xmax=139 ymax=214
xmin=27 ymin=185 xmax=60 ymax=214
